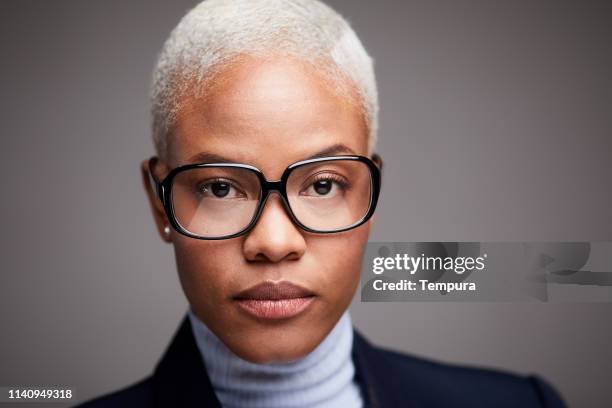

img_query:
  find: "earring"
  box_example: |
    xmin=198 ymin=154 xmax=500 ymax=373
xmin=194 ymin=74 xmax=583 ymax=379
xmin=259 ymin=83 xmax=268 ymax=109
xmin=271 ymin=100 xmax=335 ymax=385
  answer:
xmin=163 ymin=225 xmax=171 ymax=236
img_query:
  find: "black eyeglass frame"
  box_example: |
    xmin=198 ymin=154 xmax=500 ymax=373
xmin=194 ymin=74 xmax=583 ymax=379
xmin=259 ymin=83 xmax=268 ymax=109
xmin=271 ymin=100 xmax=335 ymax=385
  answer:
xmin=148 ymin=155 xmax=382 ymax=240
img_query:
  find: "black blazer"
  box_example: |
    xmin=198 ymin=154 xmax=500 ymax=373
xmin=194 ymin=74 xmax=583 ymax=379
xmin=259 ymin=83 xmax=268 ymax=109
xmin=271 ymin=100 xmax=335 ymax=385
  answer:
xmin=77 ymin=314 xmax=567 ymax=407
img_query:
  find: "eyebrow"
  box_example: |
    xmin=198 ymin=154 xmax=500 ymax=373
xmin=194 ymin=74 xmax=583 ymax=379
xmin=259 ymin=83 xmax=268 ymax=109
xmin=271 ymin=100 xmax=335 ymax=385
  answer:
xmin=305 ymin=143 xmax=356 ymax=159
xmin=186 ymin=152 xmax=235 ymax=164
xmin=185 ymin=143 xmax=357 ymax=165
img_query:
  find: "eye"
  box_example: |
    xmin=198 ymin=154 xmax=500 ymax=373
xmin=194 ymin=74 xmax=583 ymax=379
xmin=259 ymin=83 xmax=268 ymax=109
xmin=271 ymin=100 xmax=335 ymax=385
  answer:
xmin=197 ymin=179 xmax=245 ymax=199
xmin=301 ymin=174 xmax=349 ymax=197
xmin=313 ymin=180 xmax=332 ymax=195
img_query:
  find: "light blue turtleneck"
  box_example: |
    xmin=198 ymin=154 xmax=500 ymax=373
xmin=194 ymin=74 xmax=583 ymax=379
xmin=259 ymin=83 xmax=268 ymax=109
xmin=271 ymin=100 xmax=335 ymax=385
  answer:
xmin=188 ymin=309 xmax=363 ymax=408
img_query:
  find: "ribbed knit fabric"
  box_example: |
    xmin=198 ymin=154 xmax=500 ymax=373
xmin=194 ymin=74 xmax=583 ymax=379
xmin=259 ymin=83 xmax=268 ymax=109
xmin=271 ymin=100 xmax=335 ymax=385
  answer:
xmin=188 ymin=309 xmax=363 ymax=408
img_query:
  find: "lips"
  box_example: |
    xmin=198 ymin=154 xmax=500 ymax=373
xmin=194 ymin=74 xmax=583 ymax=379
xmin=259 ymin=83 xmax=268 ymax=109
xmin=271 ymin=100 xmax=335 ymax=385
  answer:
xmin=234 ymin=281 xmax=316 ymax=320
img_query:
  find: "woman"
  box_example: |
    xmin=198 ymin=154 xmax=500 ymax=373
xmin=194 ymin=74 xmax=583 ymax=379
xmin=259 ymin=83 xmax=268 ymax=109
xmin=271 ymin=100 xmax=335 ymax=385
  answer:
xmin=79 ymin=0 xmax=566 ymax=406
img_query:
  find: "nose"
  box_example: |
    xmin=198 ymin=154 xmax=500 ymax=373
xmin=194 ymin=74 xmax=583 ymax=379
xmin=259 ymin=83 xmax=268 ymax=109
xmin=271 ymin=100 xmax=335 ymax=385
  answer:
xmin=242 ymin=193 xmax=307 ymax=263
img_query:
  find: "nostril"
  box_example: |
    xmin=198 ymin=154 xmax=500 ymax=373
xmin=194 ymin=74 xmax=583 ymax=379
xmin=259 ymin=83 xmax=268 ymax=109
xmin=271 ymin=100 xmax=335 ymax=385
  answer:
xmin=249 ymin=250 xmax=301 ymax=264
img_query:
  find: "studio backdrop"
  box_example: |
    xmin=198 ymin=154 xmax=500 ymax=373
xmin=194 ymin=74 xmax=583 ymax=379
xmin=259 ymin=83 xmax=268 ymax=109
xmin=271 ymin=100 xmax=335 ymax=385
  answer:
xmin=0 ymin=1 xmax=611 ymax=407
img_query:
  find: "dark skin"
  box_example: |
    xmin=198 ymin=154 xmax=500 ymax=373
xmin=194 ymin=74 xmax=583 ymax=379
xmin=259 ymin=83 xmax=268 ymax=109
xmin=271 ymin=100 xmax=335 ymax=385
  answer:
xmin=141 ymin=54 xmax=382 ymax=363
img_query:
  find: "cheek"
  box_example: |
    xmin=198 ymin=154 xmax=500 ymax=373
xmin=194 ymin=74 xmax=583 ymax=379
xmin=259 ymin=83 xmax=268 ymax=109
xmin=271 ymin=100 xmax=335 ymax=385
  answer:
xmin=172 ymin=237 xmax=240 ymax=307
xmin=309 ymin=225 xmax=370 ymax=302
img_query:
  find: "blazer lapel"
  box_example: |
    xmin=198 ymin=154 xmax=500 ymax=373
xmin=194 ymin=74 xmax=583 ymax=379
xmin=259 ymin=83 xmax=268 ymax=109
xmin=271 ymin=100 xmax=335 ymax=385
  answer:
xmin=352 ymin=329 xmax=424 ymax=408
xmin=152 ymin=314 xmax=222 ymax=407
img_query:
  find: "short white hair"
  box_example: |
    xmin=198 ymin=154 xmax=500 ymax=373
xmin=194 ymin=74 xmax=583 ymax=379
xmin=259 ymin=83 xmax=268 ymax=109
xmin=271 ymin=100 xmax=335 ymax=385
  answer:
xmin=151 ymin=0 xmax=379 ymax=160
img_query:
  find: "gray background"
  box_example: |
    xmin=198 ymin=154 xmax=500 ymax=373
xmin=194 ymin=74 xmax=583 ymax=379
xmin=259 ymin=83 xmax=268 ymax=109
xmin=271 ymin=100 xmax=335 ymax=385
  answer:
xmin=1 ymin=1 xmax=610 ymax=407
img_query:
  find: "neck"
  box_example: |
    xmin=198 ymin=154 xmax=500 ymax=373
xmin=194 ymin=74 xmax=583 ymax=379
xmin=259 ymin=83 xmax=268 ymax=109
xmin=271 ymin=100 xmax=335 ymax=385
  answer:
xmin=188 ymin=309 xmax=363 ymax=408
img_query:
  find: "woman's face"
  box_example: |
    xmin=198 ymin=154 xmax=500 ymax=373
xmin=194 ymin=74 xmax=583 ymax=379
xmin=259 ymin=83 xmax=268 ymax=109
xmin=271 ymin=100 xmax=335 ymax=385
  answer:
xmin=145 ymin=55 xmax=376 ymax=363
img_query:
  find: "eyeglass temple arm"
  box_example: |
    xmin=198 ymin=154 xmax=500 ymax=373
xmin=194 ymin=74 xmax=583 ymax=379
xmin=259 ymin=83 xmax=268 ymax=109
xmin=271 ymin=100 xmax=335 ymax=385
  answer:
xmin=148 ymin=157 xmax=164 ymax=202
xmin=371 ymin=153 xmax=384 ymax=172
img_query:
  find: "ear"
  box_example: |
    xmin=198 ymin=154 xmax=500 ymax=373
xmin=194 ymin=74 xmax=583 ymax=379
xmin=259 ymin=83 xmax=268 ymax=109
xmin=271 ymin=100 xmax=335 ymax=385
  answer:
xmin=140 ymin=159 xmax=172 ymax=243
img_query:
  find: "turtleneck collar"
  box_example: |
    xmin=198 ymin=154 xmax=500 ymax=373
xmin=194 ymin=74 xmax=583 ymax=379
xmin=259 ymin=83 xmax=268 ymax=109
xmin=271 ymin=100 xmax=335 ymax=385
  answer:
xmin=188 ymin=309 xmax=363 ymax=408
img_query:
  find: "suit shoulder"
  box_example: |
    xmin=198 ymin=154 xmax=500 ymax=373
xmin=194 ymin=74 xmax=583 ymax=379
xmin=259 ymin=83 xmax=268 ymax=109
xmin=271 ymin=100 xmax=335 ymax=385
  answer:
xmin=369 ymin=345 xmax=566 ymax=407
xmin=75 ymin=376 xmax=153 ymax=408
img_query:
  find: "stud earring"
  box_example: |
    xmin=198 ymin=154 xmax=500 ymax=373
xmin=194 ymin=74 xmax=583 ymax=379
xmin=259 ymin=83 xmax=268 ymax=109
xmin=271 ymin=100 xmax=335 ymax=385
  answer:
xmin=163 ymin=225 xmax=171 ymax=236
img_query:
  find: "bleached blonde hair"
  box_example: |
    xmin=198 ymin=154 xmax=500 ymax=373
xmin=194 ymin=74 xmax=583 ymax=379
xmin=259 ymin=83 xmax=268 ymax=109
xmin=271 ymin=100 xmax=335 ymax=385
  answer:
xmin=151 ymin=0 xmax=379 ymax=160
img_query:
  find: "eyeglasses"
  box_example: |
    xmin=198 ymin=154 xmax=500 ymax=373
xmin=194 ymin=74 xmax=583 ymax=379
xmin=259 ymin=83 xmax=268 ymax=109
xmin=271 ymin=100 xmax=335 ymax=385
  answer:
xmin=148 ymin=155 xmax=381 ymax=240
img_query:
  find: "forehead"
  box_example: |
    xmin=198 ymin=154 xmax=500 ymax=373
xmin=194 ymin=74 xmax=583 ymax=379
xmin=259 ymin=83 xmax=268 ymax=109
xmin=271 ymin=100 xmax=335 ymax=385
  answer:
xmin=167 ymin=54 xmax=367 ymax=178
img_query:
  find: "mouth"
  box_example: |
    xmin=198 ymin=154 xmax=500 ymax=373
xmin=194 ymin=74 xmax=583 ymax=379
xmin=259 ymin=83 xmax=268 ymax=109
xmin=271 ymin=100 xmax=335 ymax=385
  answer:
xmin=233 ymin=280 xmax=316 ymax=320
